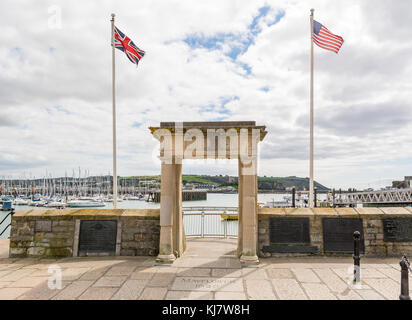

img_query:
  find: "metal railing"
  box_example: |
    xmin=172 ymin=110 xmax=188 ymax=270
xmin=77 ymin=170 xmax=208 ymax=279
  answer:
xmin=182 ymin=206 xmax=238 ymax=238
xmin=0 ymin=209 xmax=14 ymax=238
xmin=334 ymin=188 xmax=412 ymax=205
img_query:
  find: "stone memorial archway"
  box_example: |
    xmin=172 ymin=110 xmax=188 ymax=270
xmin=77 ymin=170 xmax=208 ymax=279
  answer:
xmin=149 ymin=121 xmax=267 ymax=264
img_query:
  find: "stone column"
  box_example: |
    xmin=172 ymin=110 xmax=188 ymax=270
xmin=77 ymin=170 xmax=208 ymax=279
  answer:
xmin=239 ymin=154 xmax=259 ymax=265
xmin=237 ymin=158 xmax=243 ymax=257
xmin=172 ymin=161 xmax=184 ymax=257
xmin=156 ymin=161 xmax=176 ymax=263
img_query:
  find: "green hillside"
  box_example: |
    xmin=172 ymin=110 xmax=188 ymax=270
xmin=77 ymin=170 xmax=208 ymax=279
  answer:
xmin=120 ymin=175 xmax=328 ymax=191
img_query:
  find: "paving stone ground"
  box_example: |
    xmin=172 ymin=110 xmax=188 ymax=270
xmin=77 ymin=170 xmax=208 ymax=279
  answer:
xmin=0 ymin=238 xmax=408 ymax=300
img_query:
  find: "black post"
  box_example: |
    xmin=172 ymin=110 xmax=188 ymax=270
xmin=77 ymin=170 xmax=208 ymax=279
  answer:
xmin=353 ymin=231 xmax=361 ymax=283
xmin=332 ymin=188 xmax=335 ymax=207
xmin=292 ymin=187 xmax=296 ymax=208
xmin=314 ymin=187 xmax=317 ymax=208
xmin=400 ymin=255 xmax=410 ymax=300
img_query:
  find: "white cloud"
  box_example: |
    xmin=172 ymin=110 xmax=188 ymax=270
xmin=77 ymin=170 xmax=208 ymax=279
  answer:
xmin=0 ymin=0 xmax=412 ymax=189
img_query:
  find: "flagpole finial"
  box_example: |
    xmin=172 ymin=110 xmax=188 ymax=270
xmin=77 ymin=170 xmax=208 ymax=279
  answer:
xmin=111 ymin=13 xmax=115 ymax=19
xmin=310 ymin=8 xmax=314 ymax=15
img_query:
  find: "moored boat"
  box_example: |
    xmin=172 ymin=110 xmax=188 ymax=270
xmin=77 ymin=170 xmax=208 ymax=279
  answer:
xmin=46 ymin=201 xmax=66 ymax=208
xmin=220 ymin=214 xmax=238 ymax=220
xmin=104 ymin=197 xmax=123 ymax=203
xmin=261 ymin=198 xmax=290 ymax=208
xmin=0 ymin=198 xmax=13 ymax=211
xmin=124 ymin=195 xmax=141 ymax=200
xmin=14 ymin=198 xmax=29 ymax=205
xmin=66 ymin=198 xmax=105 ymax=208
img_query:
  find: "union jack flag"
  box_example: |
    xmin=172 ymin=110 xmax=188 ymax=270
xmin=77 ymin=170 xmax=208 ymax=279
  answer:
xmin=113 ymin=26 xmax=145 ymax=66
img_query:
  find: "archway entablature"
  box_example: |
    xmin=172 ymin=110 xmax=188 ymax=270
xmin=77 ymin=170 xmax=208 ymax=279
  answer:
xmin=149 ymin=121 xmax=267 ymax=161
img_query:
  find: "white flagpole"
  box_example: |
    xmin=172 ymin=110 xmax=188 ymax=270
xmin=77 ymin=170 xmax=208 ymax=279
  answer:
xmin=111 ymin=13 xmax=118 ymax=209
xmin=309 ymin=8 xmax=315 ymax=208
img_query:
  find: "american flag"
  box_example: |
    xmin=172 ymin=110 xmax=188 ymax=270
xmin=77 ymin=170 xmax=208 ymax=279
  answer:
xmin=114 ymin=26 xmax=145 ymax=66
xmin=313 ymin=20 xmax=343 ymax=54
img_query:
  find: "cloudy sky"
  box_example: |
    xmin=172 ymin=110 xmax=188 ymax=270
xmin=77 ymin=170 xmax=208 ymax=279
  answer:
xmin=1 ymin=0 xmax=412 ymax=189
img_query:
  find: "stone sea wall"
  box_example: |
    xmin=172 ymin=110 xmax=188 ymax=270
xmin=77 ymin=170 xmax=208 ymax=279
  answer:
xmin=258 ymin=207 xmax=412 ymax=257
xmin=9 ymin=209 xmax=160 ymax=258
xmin=11 ymin=207 xmax=412 ymax=259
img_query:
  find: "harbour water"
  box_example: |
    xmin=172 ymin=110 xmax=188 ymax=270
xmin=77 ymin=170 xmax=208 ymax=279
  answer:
xmin=0 ymin=193 xmax=327 ymax=239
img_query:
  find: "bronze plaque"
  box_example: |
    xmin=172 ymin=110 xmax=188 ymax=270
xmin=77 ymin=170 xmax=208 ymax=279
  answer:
xmin=270 ymin=217 xmax=310 ymax=244
xmin=78 ymin=220 xmax=117 ymax=255
xmin=322 ymin=218 xmax=364 ymax=253
xmin=382 ymin=218 xmax=412 ymax=242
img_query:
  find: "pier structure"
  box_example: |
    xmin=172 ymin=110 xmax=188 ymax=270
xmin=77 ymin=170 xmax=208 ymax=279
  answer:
xmin=149 ymin=121 xmax=267 ymax=264
xmin=334 ymin=188 xmax=412 ymax=207
xmin=146 ymin=190 xmax=207 ymax=202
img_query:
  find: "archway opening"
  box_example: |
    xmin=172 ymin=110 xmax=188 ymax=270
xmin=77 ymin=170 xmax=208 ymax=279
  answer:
xmin=149 ymin=121 xmax=267 ymax=264
xmin=181 ymin=159 xmax=239 ymax=259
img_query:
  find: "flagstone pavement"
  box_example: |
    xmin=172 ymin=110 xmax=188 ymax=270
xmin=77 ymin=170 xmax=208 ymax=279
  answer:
xmin=0 ymin=238 xmax=408 ymax=300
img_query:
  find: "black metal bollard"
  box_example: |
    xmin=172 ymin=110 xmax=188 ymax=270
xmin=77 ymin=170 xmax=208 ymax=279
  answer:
xmin=399 ymin=255 xmax=411 ymax=300
xmin=314 ymin=187 xmax=317 ymax=207
xmin=292 ymin=187 xmax=296 ymax=208
xmin=353 ymin=231 xmax=361 ymax=283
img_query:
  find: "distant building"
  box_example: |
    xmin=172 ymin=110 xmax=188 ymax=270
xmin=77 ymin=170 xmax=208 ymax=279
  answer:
xmin=219 ymin=186 xmax=235 ymax=192
xmin=392 ymin=176 xmax=412 ymax=189
xmin=194 ymin=184 xmax=218 ymax=190
xmin=183 ymin=183 xmax=194 ymax=190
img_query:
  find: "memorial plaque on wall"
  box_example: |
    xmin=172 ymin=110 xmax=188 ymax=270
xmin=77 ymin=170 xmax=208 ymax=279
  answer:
xmin=382 ymin=218 xmax=412 ymax=242
xmin=322 ymin=218 xmax=364 ymax=253
xmin=269 ymin=217 xmax=310 ymax=244
xmin=78 ymin=220 xmax=117 ymax=255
